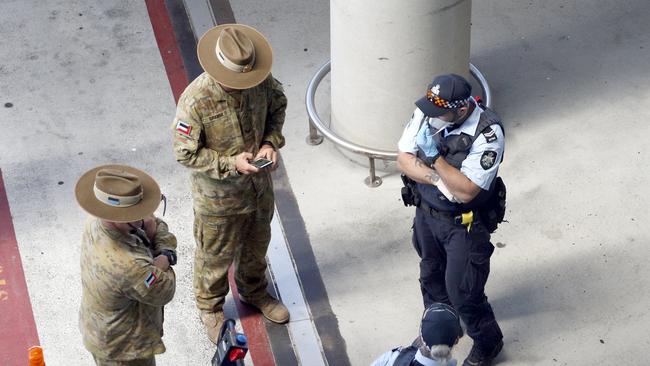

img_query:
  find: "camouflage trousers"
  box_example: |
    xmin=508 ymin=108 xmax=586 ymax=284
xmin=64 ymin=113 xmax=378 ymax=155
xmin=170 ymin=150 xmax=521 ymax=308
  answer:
xmin=92 ymin=355 xmax=155 ymax=366
xmin=193 ymin=197 xmax=274 ymax=312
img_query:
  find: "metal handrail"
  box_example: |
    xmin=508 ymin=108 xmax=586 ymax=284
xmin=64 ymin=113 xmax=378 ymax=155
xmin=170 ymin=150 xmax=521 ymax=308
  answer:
xmin=305 ymin=60 xmax=492 ymax=187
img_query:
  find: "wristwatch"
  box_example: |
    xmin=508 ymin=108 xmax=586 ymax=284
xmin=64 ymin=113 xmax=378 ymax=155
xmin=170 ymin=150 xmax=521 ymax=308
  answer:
xmin=160 ymin=249 xmax=177 ymax=266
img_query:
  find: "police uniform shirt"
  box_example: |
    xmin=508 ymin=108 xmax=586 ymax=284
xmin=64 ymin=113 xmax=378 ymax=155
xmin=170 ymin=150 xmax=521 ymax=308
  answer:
xmin=397 ymin=98 xmax=505 ymax=191
xmin=397 ymin=107 xmax=456 ymax=201
xmin=370 ymin=349 xmax=400 ymax=366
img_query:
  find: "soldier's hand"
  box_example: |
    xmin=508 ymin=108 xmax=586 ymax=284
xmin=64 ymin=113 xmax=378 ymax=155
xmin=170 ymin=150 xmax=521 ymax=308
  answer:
xmin=255 ymin=144 xmax=278 ymax=170
xmin=235 ymin=152 xmax=259 ymax=175
xmin=153 ymin=255 xmax=170 ymax=271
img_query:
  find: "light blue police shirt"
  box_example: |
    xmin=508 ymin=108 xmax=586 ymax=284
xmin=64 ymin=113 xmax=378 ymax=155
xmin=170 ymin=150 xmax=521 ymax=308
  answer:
xmin=397 ymin=99 xmax=504 ymax=191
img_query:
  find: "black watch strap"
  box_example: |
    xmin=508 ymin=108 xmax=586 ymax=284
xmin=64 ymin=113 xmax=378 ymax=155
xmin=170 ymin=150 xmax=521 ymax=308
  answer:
xmin=161 ymin=249 xmax=177 ymax=266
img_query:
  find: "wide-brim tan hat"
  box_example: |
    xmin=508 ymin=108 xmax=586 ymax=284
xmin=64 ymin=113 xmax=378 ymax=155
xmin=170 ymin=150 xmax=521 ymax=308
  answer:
xmin=197 ymin=24 xmax=273 ymax=89
xmin=75 ymin=164 xmax=161 ymax=223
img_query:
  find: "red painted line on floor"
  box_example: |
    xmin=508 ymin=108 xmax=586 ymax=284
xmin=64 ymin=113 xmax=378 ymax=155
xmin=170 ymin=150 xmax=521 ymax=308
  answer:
xmin=0 ymin=170 xmax=40 ymax=365
xmin=144 ymin=0 xmax=189 ymax=103
xmin=228 ymin=268 xmax=276 ymax=366
xmin=144 ymin=3 xmax=276 ymax=365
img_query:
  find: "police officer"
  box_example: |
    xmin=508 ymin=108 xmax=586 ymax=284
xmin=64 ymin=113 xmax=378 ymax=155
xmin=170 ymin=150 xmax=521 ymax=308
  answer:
xmin=397 ymin=74 xmax=505 ymax=366
xmin=171 ymin=24 xmax=289 ymax=343
xmin=371 ymin=303 xmax=463 ymax=366
xmin=75 ymin=165 xmax=177 ymax=366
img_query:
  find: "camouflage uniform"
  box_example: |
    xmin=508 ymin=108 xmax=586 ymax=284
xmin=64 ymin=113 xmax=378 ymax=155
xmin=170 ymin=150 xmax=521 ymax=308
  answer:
xmin=172 ymin=72 xmax=286 ymax=312
xmin=79 ymin=217 xmax=177 ymax=364
xmin=91 ymin=356 xmax=155 ymax=366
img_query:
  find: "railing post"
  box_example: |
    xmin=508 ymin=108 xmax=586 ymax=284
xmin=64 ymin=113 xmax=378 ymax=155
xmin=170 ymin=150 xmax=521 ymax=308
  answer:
xmin=364 ymin=157 xmax=382 ymax=187
xmin=306 ymin=119 xmax=324 ymax=145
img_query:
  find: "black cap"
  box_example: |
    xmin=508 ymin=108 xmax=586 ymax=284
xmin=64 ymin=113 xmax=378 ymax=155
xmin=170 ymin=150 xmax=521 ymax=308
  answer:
xmin=415 ymin=74 xmax=472 ymax=117
xmin=420 ymin=303 xmax=463 ymax=348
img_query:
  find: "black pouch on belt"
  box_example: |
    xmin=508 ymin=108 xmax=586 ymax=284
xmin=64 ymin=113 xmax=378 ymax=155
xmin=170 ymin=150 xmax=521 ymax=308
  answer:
xmin=400 ymin=174 xmax=421 ymax=207
xmin=479 ymin=177 xmax=507 ymax=233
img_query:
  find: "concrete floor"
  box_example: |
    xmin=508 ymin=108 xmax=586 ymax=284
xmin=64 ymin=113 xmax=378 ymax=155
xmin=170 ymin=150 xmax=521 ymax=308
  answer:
xmin=1 ymin=0 xmax=649 ymax=365
xmin=0 ymin=1 xmax=216 ymax=364
xmin=235 ymin=0 xmax=650 ymax=364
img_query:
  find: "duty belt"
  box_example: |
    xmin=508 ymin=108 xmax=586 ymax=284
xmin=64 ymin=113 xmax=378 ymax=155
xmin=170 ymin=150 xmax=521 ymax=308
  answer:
xmin=417 ymin=201 xmax=474 ymax=230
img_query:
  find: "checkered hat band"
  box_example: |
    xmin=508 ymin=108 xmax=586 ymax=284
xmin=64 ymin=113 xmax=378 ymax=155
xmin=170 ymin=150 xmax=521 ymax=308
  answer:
xmin=428 ymin=94 xmax=468 ymax=109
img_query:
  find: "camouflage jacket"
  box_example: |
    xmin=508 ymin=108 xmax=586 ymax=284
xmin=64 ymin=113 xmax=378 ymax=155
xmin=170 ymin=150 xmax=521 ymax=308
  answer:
xmin=79 ymin=217 xmax=177 ymax=360
xmin=172 ymin=72 xmax=287 ymax=216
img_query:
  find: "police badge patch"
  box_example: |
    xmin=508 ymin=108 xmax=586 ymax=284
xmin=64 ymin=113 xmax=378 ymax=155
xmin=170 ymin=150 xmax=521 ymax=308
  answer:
xmin=480 ymin=150 xmax=497 ymax=170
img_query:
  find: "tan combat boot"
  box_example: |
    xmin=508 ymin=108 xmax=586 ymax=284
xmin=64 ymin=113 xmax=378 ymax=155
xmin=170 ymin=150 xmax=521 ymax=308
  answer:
xmin=200 ymin=310 xmax=225 ymax=344
xmin=240 ymin=293 xmax=290 ymax=324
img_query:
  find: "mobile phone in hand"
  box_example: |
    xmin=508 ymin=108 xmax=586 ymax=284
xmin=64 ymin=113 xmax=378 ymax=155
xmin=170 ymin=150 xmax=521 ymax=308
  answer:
xmin=251 ymin=158 xmax=272 ymax=169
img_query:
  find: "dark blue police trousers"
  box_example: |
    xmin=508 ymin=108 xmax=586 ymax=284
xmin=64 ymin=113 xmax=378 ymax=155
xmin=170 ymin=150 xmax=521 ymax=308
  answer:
xmin=412 ymin=207 xmax=503 ymax=350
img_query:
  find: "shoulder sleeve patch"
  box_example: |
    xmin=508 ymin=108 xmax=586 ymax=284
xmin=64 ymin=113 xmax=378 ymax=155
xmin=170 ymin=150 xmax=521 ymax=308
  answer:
xmin=482 ymin=127 xmax=498 ymax=143
xmin=144 ymin=271 xmax=158 ymax=288
xmin=175 ymin=120 xmax=192 ymax=136
xmin=480 ymin=150 xmax=498 ymax=170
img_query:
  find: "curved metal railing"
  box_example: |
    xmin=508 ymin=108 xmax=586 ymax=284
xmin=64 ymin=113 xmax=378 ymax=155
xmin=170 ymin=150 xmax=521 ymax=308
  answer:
xmin=305 ymin=60 xmax=492 ymax=187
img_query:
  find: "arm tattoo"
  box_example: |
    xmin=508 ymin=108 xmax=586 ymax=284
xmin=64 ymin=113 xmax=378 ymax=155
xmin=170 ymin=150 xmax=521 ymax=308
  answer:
xmin=424 ymin=171 xmax=440 ymax=185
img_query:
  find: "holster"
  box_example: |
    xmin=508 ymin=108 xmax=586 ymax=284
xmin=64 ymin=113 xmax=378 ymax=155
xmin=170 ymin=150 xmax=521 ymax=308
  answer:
xmin=400 ymin=174 xmax=421 ymax=207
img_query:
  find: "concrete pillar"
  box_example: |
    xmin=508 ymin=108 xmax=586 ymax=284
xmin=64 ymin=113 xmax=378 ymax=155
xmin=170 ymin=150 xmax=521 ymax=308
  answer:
xmin=330 ymin=0 xmax=472 ymax=151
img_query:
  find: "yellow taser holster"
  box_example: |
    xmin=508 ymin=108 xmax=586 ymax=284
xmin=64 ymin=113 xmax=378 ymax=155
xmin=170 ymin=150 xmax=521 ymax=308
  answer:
xmin=461 ymin=211 xmax=474 ymax=232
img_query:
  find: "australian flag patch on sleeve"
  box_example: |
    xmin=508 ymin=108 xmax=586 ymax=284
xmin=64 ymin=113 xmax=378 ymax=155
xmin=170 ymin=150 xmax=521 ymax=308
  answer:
xmin=144 ymin=271 xmax=158 ymax=288
xmin=175 ymin=120 xmax=192 ymax=136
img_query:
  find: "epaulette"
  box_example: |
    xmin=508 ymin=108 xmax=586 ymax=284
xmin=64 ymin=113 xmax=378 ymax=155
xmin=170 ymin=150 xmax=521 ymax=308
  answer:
xmin=482 ymin=126 xmax=498 ymax=143
xmin=477 ymin=107 xmax=504 ymax=142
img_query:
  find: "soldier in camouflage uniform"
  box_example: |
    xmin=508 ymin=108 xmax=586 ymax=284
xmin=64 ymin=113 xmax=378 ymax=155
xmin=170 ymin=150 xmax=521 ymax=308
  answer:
xmin=75 ymin=165 xmax=177 ymax=366
xmin=171 ymin=24 xmax=289 ymax=343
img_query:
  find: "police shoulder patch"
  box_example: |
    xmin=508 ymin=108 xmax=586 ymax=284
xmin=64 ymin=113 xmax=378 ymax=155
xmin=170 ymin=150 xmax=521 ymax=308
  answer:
xmin=482 ymin=127 xmax=497 ymax=143
xmin=480 ymin=150 xmax=498 ymax=170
